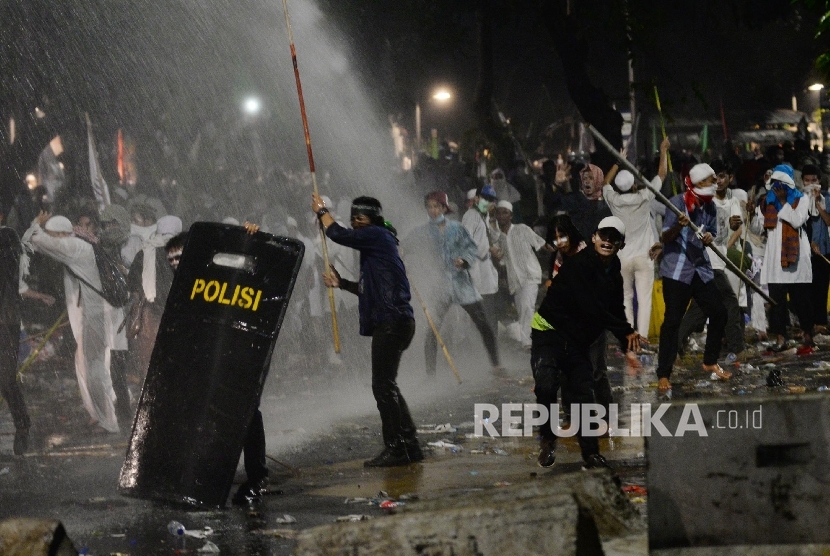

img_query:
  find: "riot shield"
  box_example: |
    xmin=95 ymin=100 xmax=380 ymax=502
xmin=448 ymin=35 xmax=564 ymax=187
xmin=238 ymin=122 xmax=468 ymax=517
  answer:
xmin=118 ymin=222 xmax=304 ymax=507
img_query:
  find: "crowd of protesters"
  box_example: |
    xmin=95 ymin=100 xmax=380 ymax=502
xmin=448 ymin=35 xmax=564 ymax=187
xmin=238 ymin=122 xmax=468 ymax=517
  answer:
xmin=3 ymin=122 xmax=830 ymax=473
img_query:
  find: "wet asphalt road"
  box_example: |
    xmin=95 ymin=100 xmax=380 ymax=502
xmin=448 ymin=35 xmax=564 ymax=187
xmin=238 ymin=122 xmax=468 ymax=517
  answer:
xmin=2 ymin=327 xmax=829 ymax=555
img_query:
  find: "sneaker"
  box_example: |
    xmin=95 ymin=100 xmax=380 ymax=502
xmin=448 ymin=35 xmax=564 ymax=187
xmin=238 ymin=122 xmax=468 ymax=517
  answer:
xmin=231 ymin=476 xmax=269 ymax=505
xmin=364 ymin=445 xmax=412 ymax=468
xmin=582 ymin=453 xmax=612 ymax=471
xmin=537 ymin=438 xmax=556 ymax=468
xmin=13 ymin=427 xmax=29 ymax=456
xmin=403 ymin=439 xmax=425 ymax=464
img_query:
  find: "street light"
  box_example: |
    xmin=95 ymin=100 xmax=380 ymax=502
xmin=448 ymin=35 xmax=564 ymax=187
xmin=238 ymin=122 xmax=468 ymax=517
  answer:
xmin=243 ymin=96 xmax=262 ymax=115
xmin=809 ymin=83 xmax=825 ymax=91
xmin=416 ymin=88 xmax=452 ymax=154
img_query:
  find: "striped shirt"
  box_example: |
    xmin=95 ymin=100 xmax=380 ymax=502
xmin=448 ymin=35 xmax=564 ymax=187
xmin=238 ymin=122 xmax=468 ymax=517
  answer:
xmin=659 ymin=194 xmax=717 ymax=285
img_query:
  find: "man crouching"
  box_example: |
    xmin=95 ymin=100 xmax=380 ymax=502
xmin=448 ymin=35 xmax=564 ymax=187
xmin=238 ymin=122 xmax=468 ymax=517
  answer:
xmin=530 ymin=216 xmax=640 ymax=470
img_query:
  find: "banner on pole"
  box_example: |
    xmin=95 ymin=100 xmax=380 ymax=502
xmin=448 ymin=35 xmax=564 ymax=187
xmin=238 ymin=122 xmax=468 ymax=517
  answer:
xmin=86 ymin=113 xmax=111 ymax=210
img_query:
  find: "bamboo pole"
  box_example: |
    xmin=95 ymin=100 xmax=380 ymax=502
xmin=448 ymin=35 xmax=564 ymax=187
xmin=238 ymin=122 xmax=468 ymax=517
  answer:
xmin=282 ymin=0 xmax=340 ymax=353
xmin=586 ymin=123 xmax=776 ymax=306
xmin=409 ymin=283 xmax=462 ymax=384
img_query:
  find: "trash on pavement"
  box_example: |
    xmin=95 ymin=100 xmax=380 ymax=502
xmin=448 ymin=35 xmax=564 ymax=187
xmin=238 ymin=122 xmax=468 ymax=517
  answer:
xmin=336 ymin=514 xmax=372 ymax=522
xmin=622 ymin=485 xmax=647 ymax=496
xmin=493 ymin=481 xmax=512 ymax=487
xmin=379 ymin=500 xmax=399 ymax=513
xmin=254 ymin=528 xmax=297 ymax=539
xmin=167 ymin=521 xmax=186 ymax=537
xmin=417 ymin=423 xmax=457 ymax=434
xmin=0 ymin=467 xmax=9 ymax=476
xmin=185 ymin=526 xmax=214 ymax=539
xmin=344 ymin=497 xmax=372 ymax=504
xmin=274 ymin=514 xmax=297 ymax=524
xmin=491 ymin=448 xmax=509 ymax=456
xmin=427 ymin=440 xmax=462 ymax=451
xmin=197 ymin=540 xmax=221 ymax=553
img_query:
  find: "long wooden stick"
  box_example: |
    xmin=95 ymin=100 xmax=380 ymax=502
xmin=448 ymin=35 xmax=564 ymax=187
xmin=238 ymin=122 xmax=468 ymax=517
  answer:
xmin=282 ymin=0 xmax=340 ymax=353
xmin=586 ymin=123 xmax=776 ymax=306
xmin=17 ymin=310 xmax=68 ymax=378
xmin=653 ymin=86 xmax=673 ymax=173
xmin=409 ymin=283 xmax=462 ymax=384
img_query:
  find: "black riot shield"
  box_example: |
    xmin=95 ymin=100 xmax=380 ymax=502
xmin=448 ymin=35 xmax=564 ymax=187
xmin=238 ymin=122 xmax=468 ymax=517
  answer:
xmin=118 ymin=222 xmax=304 ymax=508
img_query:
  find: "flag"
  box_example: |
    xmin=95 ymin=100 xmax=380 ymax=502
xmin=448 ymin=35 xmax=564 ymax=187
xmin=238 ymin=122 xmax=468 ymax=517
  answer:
xmin=700 ymin=124 xmax=709 ymax=154
xmin=86 ymin=113 xmax=111 ymax=210
xmin=625 ymin=113 xmax=640 ymax=166
xmin=117 ymin=128 xmax=125 ymax=184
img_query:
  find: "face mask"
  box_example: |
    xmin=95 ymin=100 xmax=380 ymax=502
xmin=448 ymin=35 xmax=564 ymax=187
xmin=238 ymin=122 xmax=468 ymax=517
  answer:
xmin=430 ymin=214 xmax=445 ymax=224
xmin=693 ymin=185 xmax=717 ymax=197
xmin=476 ymin=199 xmax=491 ymax=212
xmin=553 ymin=236 xmax=569 ymax=249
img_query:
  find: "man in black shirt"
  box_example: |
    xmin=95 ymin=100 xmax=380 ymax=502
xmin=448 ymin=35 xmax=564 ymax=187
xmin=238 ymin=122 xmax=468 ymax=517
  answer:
xmin=0 ymin=206 xmax=31 ymax=455
xmin=531 ymin=216 xmax=639 ymax=470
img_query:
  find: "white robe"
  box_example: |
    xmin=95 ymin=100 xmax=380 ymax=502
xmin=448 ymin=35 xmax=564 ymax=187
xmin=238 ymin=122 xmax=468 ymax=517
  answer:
xmin=461 ymin=208 xmax=498 ymax=295
xmin=30 ymin=224 xmax=120 ymax=432
xmin=751 ymin=198 xmax=813 ymax=285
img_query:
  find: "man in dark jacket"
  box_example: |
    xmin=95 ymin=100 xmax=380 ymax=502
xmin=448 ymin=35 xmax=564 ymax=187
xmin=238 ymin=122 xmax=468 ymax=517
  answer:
xmin=531 ymin=216 xmax=639 ymax=470
xmin=1 ymin=206 xmax=31 ymax=455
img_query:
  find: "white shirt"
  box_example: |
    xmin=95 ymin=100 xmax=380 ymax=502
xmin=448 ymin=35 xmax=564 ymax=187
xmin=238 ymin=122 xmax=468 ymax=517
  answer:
xmin=602 ymin=177 xmax=660 ymax=260
xmin=751 ymin=197 xmax=812 ymax=284
xmin=498 ymin=223 xmax=547 ymax=294
xmin=707 ymin=191 xmax=743 ymax=271
xmin=461 ymin=208 xmax=499 ymax=295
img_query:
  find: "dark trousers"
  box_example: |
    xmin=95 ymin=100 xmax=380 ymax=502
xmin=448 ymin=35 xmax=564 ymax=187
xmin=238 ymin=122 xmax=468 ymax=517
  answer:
xmin=811 ymin=254 xmax=830 ymax=327
xmin=372 ymin=319 xmax=417 ymax=446
xmin=531 ymin=329 xmax=599 ymax=460
xmin=243 ymin=408 xmax=268 ymax=483
xmin=110 ymin=350 xmax=132 ymax=426
xmin=562 ymin=333 xmax=612 ymax=418
xmin=425 ymin=299 xmax=499 ymax=375
xmin=0 ymin=325 xmax=30 ymax=431
xmin=678 ymin=269 xmax=744 ymax=354
xmin=768 ymin=282 xmax=813 ymax=338
xmin=479 ymin=293 xmax=499 ymax=340
xmin=658 ymin=275 xmax=727 ymax=379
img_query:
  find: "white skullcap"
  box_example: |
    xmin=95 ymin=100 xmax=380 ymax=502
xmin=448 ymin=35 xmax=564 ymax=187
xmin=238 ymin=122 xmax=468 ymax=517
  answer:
xmin=615 ymin=170 xmax=635 ymax=192
xmin=221 ymin=217 xmax=240 ymax=226
xmin=467 ymin=188 xmax=477 ymax=200
xmin=689 ymin=163 xmax=715 ymax=185
xmin=597 ymin=215 xmax=626 ymax=237
xmin=286 ymin=216 xmax=298 ymax=228
xmin=157 ymin=215 xmax=183 ymax=235
xmin=496 ymin=200 xmax=513 ymax=212
xmin=44 ymin=215 xmax=73 ymax=233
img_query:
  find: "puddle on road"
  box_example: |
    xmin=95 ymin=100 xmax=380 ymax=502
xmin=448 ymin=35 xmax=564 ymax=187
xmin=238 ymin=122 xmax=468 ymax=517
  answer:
xmin=302 ymin=435 xmax=645 ymax=500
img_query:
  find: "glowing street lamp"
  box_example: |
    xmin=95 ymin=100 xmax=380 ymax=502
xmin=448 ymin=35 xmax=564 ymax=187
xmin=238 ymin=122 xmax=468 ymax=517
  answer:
xmin=416 ymin=88 xmax=453 ymax=153
xmin=243 ymin=96 xmax=262 ymax=115
xmin=809 ymin=83 xmax=825 ymax=92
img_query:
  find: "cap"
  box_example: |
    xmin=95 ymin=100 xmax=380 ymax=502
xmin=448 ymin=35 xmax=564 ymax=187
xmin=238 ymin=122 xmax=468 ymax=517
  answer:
xmin=479 ymin=184 xmax=497 ymax=201
xmin=496 ymin=200 xmax=513 ymax=212
xmin=425 ymin=191 xmax=452 ymax=213
xmin=597 ymin=215 xmax=625 ymax=238
xmin=689 ymin=163 xmax=715 ymax=185
xmin=44 ymin=215 xmax=73 ymax=233
xmin=466 ymin=189 xmax=477 ymax=200
xmin=615 ymin=170 xmax=635 ymax=192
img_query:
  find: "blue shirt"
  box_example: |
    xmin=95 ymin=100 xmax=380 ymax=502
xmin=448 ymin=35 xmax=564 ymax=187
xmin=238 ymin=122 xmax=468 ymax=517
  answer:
xmin=809 ymin=191 xmax=830 ymax=256
xmin=403 ymin=219 xmax=481 ymax=306
xmin=659 ymin=194 xmax=718 ymax=285
xmin=325 ymin=223 xmax=414 ymax=336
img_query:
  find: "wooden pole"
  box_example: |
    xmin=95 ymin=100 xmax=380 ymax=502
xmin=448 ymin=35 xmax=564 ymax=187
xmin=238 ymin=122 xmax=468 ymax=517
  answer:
xmin=282 ymin=0 xmax=340 ymax=353
xmin=410 ymin=283 xmax=462 ymax=384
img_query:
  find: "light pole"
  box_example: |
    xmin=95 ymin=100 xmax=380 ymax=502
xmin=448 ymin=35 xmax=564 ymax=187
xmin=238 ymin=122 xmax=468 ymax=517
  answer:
xmin=415 ymin=89 xmax=452 ymax=164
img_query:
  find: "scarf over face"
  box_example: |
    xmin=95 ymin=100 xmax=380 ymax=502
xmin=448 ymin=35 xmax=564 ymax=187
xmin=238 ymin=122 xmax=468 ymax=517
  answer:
xmin=764 ymin=183 xmax=803 ymax=269
xmin=682 ymin=175 xmax=715 ymax=213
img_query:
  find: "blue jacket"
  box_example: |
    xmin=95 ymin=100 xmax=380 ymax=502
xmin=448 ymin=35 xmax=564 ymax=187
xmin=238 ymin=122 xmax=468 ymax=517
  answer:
xmin=402 ymin=220 xmax=481 ymax=306
xmin=326 ymin=222 xmax=414 ymax=336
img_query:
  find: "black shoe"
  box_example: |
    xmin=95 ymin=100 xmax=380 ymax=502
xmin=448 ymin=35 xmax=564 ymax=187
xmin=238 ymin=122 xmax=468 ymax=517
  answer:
xmin=364 ymin=445 xmax=412 ymax=468
xmin=537 ymin=438 xmax=556 ymax=468
xmin=582 ymin=453 xmax=611 ymax=471
xmin=766 ymin=369 xmax=785 ymax=387
xmin=232 ymin=476 xmax=269 ymax=505
xmin=13 ymin=427 xmax=29 ymax=456
xmin=403 ymin=439 xmax=424 ymax=463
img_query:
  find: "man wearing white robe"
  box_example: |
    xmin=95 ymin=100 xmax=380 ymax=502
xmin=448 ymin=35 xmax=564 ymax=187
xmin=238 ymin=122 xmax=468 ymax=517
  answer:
xmin=491 ymin=201 xmax=551 ymax=349
xmin=29 ymin=213 xmax=120 ymax=433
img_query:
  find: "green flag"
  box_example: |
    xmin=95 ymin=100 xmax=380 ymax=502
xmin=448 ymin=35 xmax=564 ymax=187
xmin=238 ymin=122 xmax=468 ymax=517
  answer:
xmin=700 ymin=124 xmax=709 ymax=154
